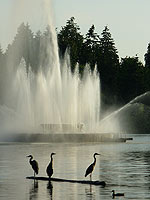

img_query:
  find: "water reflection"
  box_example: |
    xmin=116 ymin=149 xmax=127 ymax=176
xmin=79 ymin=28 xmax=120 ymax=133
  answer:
xmin=29 ymin=180 xmax=38 ymax=200
xmin=2 ymin=136 xmax=150 ymax=199
xmin=85 ymin=185 xmax=95 ymax=200
xmin=122 ymin=151 xmax=150 ymax=190
xmin=99 ymin=149 xmax=150 ymax=199
xmin=47 ymin=181 xmax=53 ymax=200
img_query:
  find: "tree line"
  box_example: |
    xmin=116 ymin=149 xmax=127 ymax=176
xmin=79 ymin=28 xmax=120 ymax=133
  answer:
xmin=0 ymin=17 xmax=150 ymax=110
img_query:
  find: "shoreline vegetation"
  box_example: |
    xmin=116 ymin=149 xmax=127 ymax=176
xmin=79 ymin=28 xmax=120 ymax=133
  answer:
xmin=0 ymin=133 xmax=133 ymax=142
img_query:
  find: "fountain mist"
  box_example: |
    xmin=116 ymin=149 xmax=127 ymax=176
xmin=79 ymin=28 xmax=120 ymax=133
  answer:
xmin=0 ymin=0 xmax=101 ymax=134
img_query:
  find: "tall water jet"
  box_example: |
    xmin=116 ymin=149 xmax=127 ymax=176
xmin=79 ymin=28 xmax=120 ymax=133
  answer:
xmin=0 ymin=0 xmax=101 ymax=134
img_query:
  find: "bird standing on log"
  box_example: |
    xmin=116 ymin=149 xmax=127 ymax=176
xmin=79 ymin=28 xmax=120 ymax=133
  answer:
xmin=46 ymin=153 xmax=56 ymax=179
xmin=27 ymin=155 xmax=39 ymax=178
xmin=85 ymin=153 xmax=100 ymax=181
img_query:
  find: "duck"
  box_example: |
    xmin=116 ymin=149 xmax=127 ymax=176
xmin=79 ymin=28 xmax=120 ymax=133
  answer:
xmin=112 ymin=190 xmax=124 ymax=198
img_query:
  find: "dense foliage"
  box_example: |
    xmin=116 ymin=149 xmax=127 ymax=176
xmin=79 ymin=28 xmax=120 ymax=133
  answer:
xmin=0 ymin=18 xmax=150 ymax=110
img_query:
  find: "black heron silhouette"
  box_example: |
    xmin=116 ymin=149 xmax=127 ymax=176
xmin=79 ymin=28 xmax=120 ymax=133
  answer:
xmin=46 ymin=153 xmax=56 ymax=179
xmin=112 ymin=190 xmax=124 ymax=198
xmin=85 ymin=153 xmax=100 ymax=181
xmin=27 ymin=155 xmax=39 ymax=178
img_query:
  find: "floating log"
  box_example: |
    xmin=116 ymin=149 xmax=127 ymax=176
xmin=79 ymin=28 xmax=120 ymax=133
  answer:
xmin=26 ymin=176 xmax=106 ymax=186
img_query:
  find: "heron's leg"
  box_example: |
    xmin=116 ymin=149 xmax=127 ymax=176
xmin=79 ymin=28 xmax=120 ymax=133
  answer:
xmin=33 ymin=171 xmax=35 ymax=185
xmin=90 ymin=174 xmax=92 ymax=182
xmin=90 ymin=184 xmax=92 ymax=193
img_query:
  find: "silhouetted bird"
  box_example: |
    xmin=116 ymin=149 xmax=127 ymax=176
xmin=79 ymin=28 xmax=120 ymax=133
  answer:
xmin=112 ymin=190 xmax=124 ymax=198
xmin=85 ymin=153 xmax=100 ymax=181
xmin=46 ymin=153 xmax=56 ymax=179
xmin=27 ymin=155 xmax=39 ymax=178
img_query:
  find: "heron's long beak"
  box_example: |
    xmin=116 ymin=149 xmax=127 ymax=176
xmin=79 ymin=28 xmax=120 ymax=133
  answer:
xmin=97 ymin=153 xmax=101 ymax=155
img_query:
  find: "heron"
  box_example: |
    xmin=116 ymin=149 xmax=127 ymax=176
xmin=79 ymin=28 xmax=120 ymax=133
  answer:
xmin=112 ymin=190 xmax=124 ymax=198
xmin=85 ymin=153 xmax=100 ymax=181
xmin=27 ymin=155 xmax=39 ymax=178
xmin=46 ymin=152 xmax=56 ymax=179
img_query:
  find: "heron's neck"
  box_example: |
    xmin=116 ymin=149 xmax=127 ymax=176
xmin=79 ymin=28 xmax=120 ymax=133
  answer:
xmin=51 ymin=155 xmax=53 ymax=162
xmin=29 ymin=157 xmax=33 ymax=164
xmin=93 ymin=155 xmax=96 ymax=164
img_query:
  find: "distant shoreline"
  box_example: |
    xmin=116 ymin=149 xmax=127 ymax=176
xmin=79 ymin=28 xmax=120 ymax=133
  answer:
xmin=0 ymin=133 xmax=132 ymax=143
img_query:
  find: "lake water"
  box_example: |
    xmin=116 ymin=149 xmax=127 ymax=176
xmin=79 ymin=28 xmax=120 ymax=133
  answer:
xmin=0 ymin=134 xmax=150 ymax=199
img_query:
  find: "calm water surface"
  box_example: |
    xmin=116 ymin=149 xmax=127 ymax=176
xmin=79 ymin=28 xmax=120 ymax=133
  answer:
xmin=0 ymin=134 xmax=150 ymax=199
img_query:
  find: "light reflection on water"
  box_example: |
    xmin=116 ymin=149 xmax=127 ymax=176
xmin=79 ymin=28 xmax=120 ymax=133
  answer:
xmin=1 ymin=135 xmax=150 ymax=199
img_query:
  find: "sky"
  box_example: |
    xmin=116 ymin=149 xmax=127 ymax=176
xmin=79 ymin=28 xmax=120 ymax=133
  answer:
xmin=0 ymin=0 xmax=150 ymax=63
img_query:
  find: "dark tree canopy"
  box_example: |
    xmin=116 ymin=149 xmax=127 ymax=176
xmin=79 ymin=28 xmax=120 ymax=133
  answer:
xmin=145 ymin=43 xmax=150 ymax=68
xmin=81 ymin=25 xmax=100 ymax=70
xmin=57 ymin=17 xmax=84 ymax=71
xmin=118 ymin=56 xmax=145 ymax=103
xmin=0 ymin=17 xmax=149 ymax=110
xmin=97 ymin=26 xmax=119 ymax=97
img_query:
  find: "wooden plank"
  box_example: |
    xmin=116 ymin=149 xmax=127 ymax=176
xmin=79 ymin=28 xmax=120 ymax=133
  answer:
xmin=26 ymin=176 xmax=106 ymax=186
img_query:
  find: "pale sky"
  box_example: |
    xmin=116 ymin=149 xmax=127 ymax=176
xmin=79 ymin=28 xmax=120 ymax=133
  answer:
xmin=0 ymin=0 xmax=150 ymax=63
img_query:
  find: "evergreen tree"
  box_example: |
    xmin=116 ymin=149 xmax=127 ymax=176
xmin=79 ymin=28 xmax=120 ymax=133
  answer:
xmin=82 ymin=25 xmax=100 ymax=70
xmin=32 ymin=30 xmax=42 ymax=72
xmin=97 ymin=26 xmax=119 ymax=96
xmin=23 ymin=23 xmax=34 ymax=71
xmin=118 ymin=56 xmax=145 ymax=103
xmin=57 ymin=17 xmax=84 ymax=71
xmin=41 ymin=26 xmax=53 ymax=69
xmin=6 ymin=23 xmax=34 ymax=71
xmin=145 ymin=43 xmax=150 ymax=68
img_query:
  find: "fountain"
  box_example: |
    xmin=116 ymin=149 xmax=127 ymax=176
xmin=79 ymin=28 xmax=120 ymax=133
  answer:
xmin=0 ymin=53 xmax=103 ymax=142
xmin=0 ymin=0 xmax=132 ymax=143
xmin=99 ymin=91 xmax=150 ymax=134
xmin=0 ymin=0 xmax=103 ymax=142
xmin=4 ymin=56 xmax=100 ymax=134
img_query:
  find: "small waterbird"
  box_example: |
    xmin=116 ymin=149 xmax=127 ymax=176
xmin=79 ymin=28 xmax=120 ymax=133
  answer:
xmin=46 ymin=152 xmax=56 ymax=178
xmin=27 ymin=155 xmax=39 ymax=178
xmin=112 ymin=190 xmax=124 ymax=198
xmin=85 ymin=153 xmax=100 ymax=181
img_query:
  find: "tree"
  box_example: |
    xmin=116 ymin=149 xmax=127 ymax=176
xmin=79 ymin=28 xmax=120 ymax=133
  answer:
xmin=81 ymin=25 xmax=100 ymax=70
xmin=118 ymin=56 xmax=145 ymax=103
xmin=97 ymin=26 xmax=119 ymax=96
xmin=145 ymin=43 xmax=150 ymax=68
xmin=32 ymin=30 xmax=42 ymax=72
xmin=6 ymin=23 xmax=34 ymax=71
xmin=22 ymin=23 xmax=34 ymax=71
xmin=57 ymin=17 xmax=84 ymax=71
